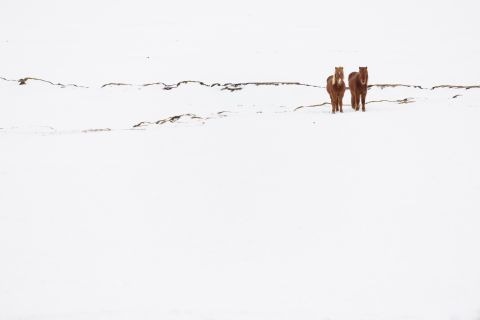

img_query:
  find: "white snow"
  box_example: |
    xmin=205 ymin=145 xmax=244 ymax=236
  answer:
xmin=1 ymin=1 xmax=480 ymax=320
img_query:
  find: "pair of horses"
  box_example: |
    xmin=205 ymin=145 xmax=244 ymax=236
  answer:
xmin=326 ymin=67 xmax=368 ymax=113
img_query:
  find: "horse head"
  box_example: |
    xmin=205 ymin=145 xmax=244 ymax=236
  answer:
xmin=334 ymin=67 xmax=344 ymax=85
xmin=359 ymin=67 xmax=368 ymax=85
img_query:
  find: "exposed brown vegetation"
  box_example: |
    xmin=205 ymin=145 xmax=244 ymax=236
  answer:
xmin=133 ymin=113 xmax=205 ymax=128
xmin=17 ymin=77 xmax=89 ymax=88
xmin=431 ymin=85 xmax=480 ymax=90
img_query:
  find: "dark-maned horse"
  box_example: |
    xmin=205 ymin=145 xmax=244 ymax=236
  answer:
xmin=348 ymin=67 xmax=369 ymax=112
xmin=326 ymin=67 xmax=346 ymax=114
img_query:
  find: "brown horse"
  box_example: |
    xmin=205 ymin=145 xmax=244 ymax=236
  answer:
xmin=348 ymin=67 xmax=369 ymax=112
xmin=326 ymin=67 xmax=346 ymax=114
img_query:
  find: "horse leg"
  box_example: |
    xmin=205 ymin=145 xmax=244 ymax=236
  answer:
xmin=334 ymin=95 xmax=339 ymax=114
xmin=339 ymin=93 xmax=344 ymax=113
xmin=355 ymin=93 xmax=361 ymax=111
xmin=352 ymin=93 xmax=356 ymax=111
xmin=351 ymin=92 xmax=356 ymax=110
xmin=361 ymin=92 xmax=366 ymax=112
xmin=330 ymin=94 xmax=336 ymax=114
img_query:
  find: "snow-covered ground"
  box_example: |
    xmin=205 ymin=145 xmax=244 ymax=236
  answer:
xmin=1 ymin=1 xmax=480 ymax=320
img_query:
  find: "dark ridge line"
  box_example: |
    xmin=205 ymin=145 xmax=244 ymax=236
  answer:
xmin=133 ymin=113 xmax=206 ymax=128
xmin=17 ymin=77 xmax=89 ymax=88
xmin=114 ymin=81 xmax=480 ymax=92
xmin=367 ymin=97 xmax=415 ymax=105
xmin=1 ymin=76 xmax=88 ymax=88
xmin=106 ymin=80 xmax=325 ymax=91
xmin=4 ymin=75 xmax=480 ymax=92
xmin=101 ymin=82 xmax=133 ymax=88
xmin=222 ymin=86 xmax=243 ymax=92
xmin=2 ymin=77 xmax=425 ymax=91
xmin=138 ymin=81 xmax=427 ymax=91
xmin=217 ymin=111 xmax=233 ymax=117
xmin=294 ymin=98 xmax=415 ymax=111
xmin=132 ymin=111 xmax=235 ymax=129
xmin=141 ymin=80 xmax=210 ymax=90
xmin=132 ymin=96 xmax=417 ymax=129
xmin=132 ymin=121 xmax=154 ymax=128
xmin=142 ymin=82 xmax=169 ymax=88
xmin=431 ymin=85 xmax=480 ymax=90
xmin=368 ymin=84 xmax=426 ymax=90
xmin=0 ymin=76 xmax=17 ymax=82
xmin=221 ymin=81 xmax=323 ymax=89
xmin=126 ymin=81 xmax=480 ymax=92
